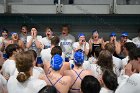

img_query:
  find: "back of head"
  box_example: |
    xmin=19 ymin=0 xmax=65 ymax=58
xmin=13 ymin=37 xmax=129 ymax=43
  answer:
xmin=51 ymin=54 xmax=63 ymax=71
xmin=74 ymin=49 xmax=84 ymax=66
xmin=97 ymin=50 xmax=113 ymax=71
xmin=51 ymin=36 xmax=60 ymax=46
xmin=124 ymin=42 xmax=137 ymax=52
xmin=129 ymin=48 xmax=140 ymax=60
xmin=16 ymin=51 xmax=33 ymax=82
xmin=27 ymin=50 xmax=37 ymax=61
xmin=102 ymin=69 xmax=118 ymax=92
xmin=105 ymin=43 xmax=115 ymax=54
xmin=94 ymin=47 xmax=102 ymax=58
xmin=81 ymin=75 xmax=101 ymax=93
xmin=5 ymin=44 xmax=19 ymax=57
xmin=51 ymin=46 xmax=62 ymax=57
xmin=38 ymin=85 xmax=57 ymax=93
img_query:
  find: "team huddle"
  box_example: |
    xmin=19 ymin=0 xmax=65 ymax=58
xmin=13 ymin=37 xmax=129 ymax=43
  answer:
xmin=0 ymin=24 xmax=140 ymax=93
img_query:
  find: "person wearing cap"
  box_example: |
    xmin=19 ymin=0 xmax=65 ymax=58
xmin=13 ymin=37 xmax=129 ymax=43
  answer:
xmin=89 ymin=30 xmax=104 ymax=58
xmin=59 ymin=24 xmax=75 ymax=61
xmin=10 ymin=32 xmax=25 ymax=49
xmin=41 ymin=27 xmax=54 ymax=49
xmin=64 ymin=49 xmax=92 ymax=93
xmin=26 ymin=27 xmax=43 ymax=67
xmin=41 ymin=54 xmax=72 ymax=93
xmin=7 ymin=51 xmax=47 ymax=93
xmin=132 ymin=29 xmax=140 ymax=48
xmin=19 ymin=25 xmax=29 ymax=47
xmin=73 ymin=33 xmax=89 ymax=61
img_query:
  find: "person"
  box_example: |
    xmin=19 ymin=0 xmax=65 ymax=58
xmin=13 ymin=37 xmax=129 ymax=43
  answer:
xmin=38 ymin=85 xmax=57 ymax=93
xmin=121 ymin=42 xmax=137 ymax=68
xmin=118 ymin=32 xmax=132 ymax=59
xmin=26 ymin=27 xmax=42 ymax=66
xmin=100 ymin=69 xmax=118 ymax=93
xmin=10 ymin=32 xmax=25 ymax=49
xmin=7 ymin=51 xmax=47 ymax=93
xmin=89 ymin=30 xmax=104 ymax=56
xmin=42 ymin=54 xmax=72 ymax=93
xmin=19 ymin=25 xmax=29 ymax=47
xmin=132 ymin=29 xmax=140 ymax=48
xmin=59 ymin=24 xmax=75 ymax=61
xmin=2 ymin=44 xmax=20 ymax=80
xmin=41 ymin=27 xmax=54 ymax=49
xmin=81 ymin=75 xmax=101 ymax=93
xmin=90 ymin=50 xmax=115 ymax=79
xmin=64 ymin=50 xmax=92 ymax=93
xmin=41 ymin=36 xmax=65 ymax=64
xmin=105 ymin=32 xmax=121 ymax=56
xmin=73 ymin=33 xmax=89 ymax=60
xmin=105 ymin=43 xmax=122 ymax=76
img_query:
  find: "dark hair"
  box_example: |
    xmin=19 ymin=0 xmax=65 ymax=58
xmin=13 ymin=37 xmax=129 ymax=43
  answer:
xmin=129 ymin=48 xmax=140 ymax=60
xmin=5 ymin=44 xmax=19 ymax=57
xmin=1 ymin=28 xmax=8 ymax=33
xmin=62 ymin=24 xmax=70 ymax=31
xmin=138 ymin=28 xmax=140 ymax=33
xmin=102 ymin=69 xmax=118 ymax=91
xmin=16 ymin=51 xmax=33 ymax=82
xmin=38 ymin=85 xmax=57 ymax=93
xmin=51 ymin=36 xmax=60 ymax=46
xmin=124 ymin=42 xmax=137 ymax=52
xmin=94 ymin=47 xmax=102 ymax=58
xmin=27 ymin=50 xmax=37 ymax=61
xmin=81 ymin=75 xmax=101 ymax=93
xmin=97 ymin=50 xmax=113 ymax=71
xmin=51 ymin=46 xmax=62 ymax=57
xmin=45 ymin=27 xmax=53 ymax=32
xmin=105 ymin=43 xmax=115 ymax=54
xmin=21 ymin=25 xmax=28 ymax=30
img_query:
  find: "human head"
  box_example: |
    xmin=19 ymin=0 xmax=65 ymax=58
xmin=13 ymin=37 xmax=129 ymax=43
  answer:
xmin=21 ymin=25 xmax=28 ymax=35
xmin=45 ymin=27 xmax=53 ymax=38
xmin=61 ymin=24 xmax=70 ymax=36
xmin=5 ymin=44 xmax=20 ymax=57
xmin=120 ymin=32 xmax=128 ymax=43
xmin=31 ymin=27 xmax=38 ymax=36
xmin=105 ymin=43 xmax=115 ymax=54
xmin=94 ymin=47 xmax=102 ymax=58
xmin=74 ymin=49 xmax=84 ymax=66
xmin=39 ymin=85 xmax=57 ymax=93
xmin=110 ymin=32 xmax=116 ymax=42
xmin=51 ymin=46 xmax=62 ymax=57
xmin=11 ymin=32 xmax=19 ymax=41
xmin=102 ymin=69 xmax=118 ymax=92
xmin=51 ymin=36 xmax=60 ymax=46
xmin=51 ymin=54 xmax=63 ymax=71
xmin=97 ymin=50 xmax=113 ymax=71
xmin=1 ymin=28 xmax=8 ymax=39
xmin=81 ymin=75 xmax=101 ymax=93
xmin=78 ymin=33 xmax=86 ymax=42
xmin=92 ymin=30 xmax=99 ymax=40
xmin=26 ymin=50 xmax=37 ymax=66
xmin=16 ymin=51 xmax=33 ymax=82
xmin=123 ymin=42 xmax=137 ymax=56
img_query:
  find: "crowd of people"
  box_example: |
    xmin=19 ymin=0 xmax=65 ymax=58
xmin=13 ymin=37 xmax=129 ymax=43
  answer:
xmin=0 ymin=24 xmax=140 ymax=93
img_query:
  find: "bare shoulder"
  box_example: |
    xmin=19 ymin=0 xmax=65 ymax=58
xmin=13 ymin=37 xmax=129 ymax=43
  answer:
xmin=83 ymin=70 xmax=93 ymax=75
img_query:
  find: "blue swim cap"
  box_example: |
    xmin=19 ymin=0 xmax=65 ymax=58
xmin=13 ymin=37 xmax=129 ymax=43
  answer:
xmin=121 ymin=32 xmax=128 ymax=37
xmin=11 ymin=32 xmax=18 ymax=35
xmin=51 ymin=54 xmax=63 ymax=71
xmin=110 ymin=32 xmax=116 ymax=37
xmin=74 ymin=50 xmax=84 ymax=65
xmin=78 ymin=33 xmax=85 ymax=38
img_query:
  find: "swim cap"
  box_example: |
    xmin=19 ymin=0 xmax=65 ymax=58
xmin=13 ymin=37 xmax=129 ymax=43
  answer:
xmin=74 ymin=50 xmax=84 ymax=65
xmin=110 ymin=32 xmax=116 ymax=37
xmin=78 ymin=33 xmax=85 ymax=38
xmin=121 ymin=32 xmax=128 ymax=37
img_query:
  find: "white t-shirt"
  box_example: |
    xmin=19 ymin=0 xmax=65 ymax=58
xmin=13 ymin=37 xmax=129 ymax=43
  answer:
xmin=59 ymin=34 xmax=75 ymax=58
xmin=100 ymin=87 xmax=114 ymax=93
xmin=72 ymin=42 xmax=89 ymax=60
xmin=2 ymin=59 xmax=16 ymax=78
xmin=122 ymin=56 xmax=129 ymax=68
xmin=132 ymin=37 xmax=140 ymax=48
xmin=0 ymin=74 xmax=7 ymax=93
xmin=14 ymin=66 xmax=45 ymax=79
xmin=7 ymin=76 xmax=46 ymax=93
xmin=40 ymin=48 xmax=65 ymax=64
xmin=115 ymin=73 xmax=140 ymax=93
xmin=41 ymin=37 xmax=51 ymax=49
